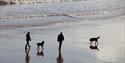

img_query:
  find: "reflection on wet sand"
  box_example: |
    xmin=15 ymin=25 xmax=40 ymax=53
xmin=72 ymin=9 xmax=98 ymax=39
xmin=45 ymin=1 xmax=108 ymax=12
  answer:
xmin=57 ymin=50 xmax=63 ymax=63
xmin=25 ymin=48 xmax=31 ymax=63
xmin=89 ymin=43 xmax=99 ymax=50
xmin=36 ymin=48 xmax=44 ymax=56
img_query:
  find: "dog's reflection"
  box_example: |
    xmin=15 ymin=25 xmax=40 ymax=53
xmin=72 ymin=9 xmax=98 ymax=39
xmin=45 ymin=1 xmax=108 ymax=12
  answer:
xmin=37 ymin=48 xmax=44 ymax=56
xmin=25 ymin=48 xmax=31 ymax=63
xmin=89 ymin=43 xmax=99 ymax=50
xmin=57 ymin=50 xmax=63 ymax=63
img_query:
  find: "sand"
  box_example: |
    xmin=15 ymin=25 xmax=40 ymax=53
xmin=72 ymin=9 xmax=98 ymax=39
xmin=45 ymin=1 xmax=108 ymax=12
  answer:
xmin=0 ymin=17 xmax=125 ymax=63
xmin=0 ymin=0 xmax=125 ymax=63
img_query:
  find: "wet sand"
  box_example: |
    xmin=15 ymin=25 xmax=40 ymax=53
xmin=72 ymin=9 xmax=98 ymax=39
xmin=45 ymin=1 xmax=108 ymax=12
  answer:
xmin=0 ymin=17 xmax=125 ymax=63
xmin=0 ymin=0 xmax=125 ymax=63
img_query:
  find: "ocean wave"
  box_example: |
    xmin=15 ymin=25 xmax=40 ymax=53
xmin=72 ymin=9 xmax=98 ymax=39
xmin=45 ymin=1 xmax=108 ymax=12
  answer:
xmin=0 ymin=13 xmax=75 ymax=19
xmin=0 ymin=8 xmax=124 ymax=19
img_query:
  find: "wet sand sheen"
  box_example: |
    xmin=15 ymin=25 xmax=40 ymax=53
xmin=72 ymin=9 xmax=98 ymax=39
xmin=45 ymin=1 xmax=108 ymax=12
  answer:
xmin=0 ymin=20 xmax=124 ymax=63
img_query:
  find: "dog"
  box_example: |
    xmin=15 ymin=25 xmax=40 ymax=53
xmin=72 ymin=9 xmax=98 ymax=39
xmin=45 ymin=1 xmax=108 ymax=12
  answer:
xmin=89 ymin=36 xmax=100 ymax=45
xmin=36 ymin=41 xmax=45 ymax=49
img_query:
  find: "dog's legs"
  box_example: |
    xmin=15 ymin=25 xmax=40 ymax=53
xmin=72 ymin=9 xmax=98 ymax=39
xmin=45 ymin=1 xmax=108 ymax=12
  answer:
xmin=90 ymin=41 xmax=92 ymax=45
xmin=96 ymin=41 xmax=98 ymax=46
xmin=95 ymin=41 xmax=98 ymax=46
xmin=42 ymin=46 xmax=44 ymax=50
xmin=95 ymin=41 xmax=96 ymax=45
xmin=37 ymin=45 xmax=39 ymax=49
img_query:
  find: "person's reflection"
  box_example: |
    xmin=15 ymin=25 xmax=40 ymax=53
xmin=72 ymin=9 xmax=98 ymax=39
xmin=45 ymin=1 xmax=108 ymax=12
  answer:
xmin=89 ymin=43 xmax=99 ymax=50
xmin=37 ymin=48 xmax=44 ymax=56
xmin=25 ymin=48 xmax=31 ymax=63
xmin=57 ymin=50 xmax=63 ymax=63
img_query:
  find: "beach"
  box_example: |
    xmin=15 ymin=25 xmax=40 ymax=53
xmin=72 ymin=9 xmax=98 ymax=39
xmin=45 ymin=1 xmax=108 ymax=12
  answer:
xmin=0 ymin=0 xmax=125 ymax=63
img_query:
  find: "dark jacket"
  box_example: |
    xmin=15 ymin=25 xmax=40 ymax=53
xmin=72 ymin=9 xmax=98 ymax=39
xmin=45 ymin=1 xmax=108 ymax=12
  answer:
xmin=57 ymin=33 xmax=64 ymax=42
xmin=26 ymin=32 xmax=31 ymax=41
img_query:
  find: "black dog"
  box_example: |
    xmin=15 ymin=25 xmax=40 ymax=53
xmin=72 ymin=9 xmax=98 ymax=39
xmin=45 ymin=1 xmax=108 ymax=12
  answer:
xmin=36 ymin=41 xmax=45 ymax=49
xmin=89 ymin=36 xmax=100 ymax=45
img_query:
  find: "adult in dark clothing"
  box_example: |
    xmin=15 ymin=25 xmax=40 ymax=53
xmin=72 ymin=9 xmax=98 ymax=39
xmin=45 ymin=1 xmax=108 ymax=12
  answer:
xmin=57 ymin=32 xmax=64 ymax=50
xmin=25 ymin=32 xmax=31 ymax=49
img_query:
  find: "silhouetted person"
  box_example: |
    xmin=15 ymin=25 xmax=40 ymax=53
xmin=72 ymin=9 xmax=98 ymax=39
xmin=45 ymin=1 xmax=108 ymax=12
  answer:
xmin=89 ymin=43 xmax=99 ymax=50
xmin=37 ymin=47 xmax=44 ymax=56
xmin=25 ymin=32 xmax=31 ymax=49
xmin=57 ymin=50 xmax=63 ymax=63
xmin=57 ymin=32 xmax=64 ymax=50
xmin=25 ymin=48 xmax=31 ymax=63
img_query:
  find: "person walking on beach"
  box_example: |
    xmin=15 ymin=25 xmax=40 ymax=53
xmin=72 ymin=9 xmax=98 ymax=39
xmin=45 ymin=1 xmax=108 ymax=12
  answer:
xmin=57 ymin=32 xmax=64 ymax=50
xmin=25 ymin=32 xmax=31 ymax=49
